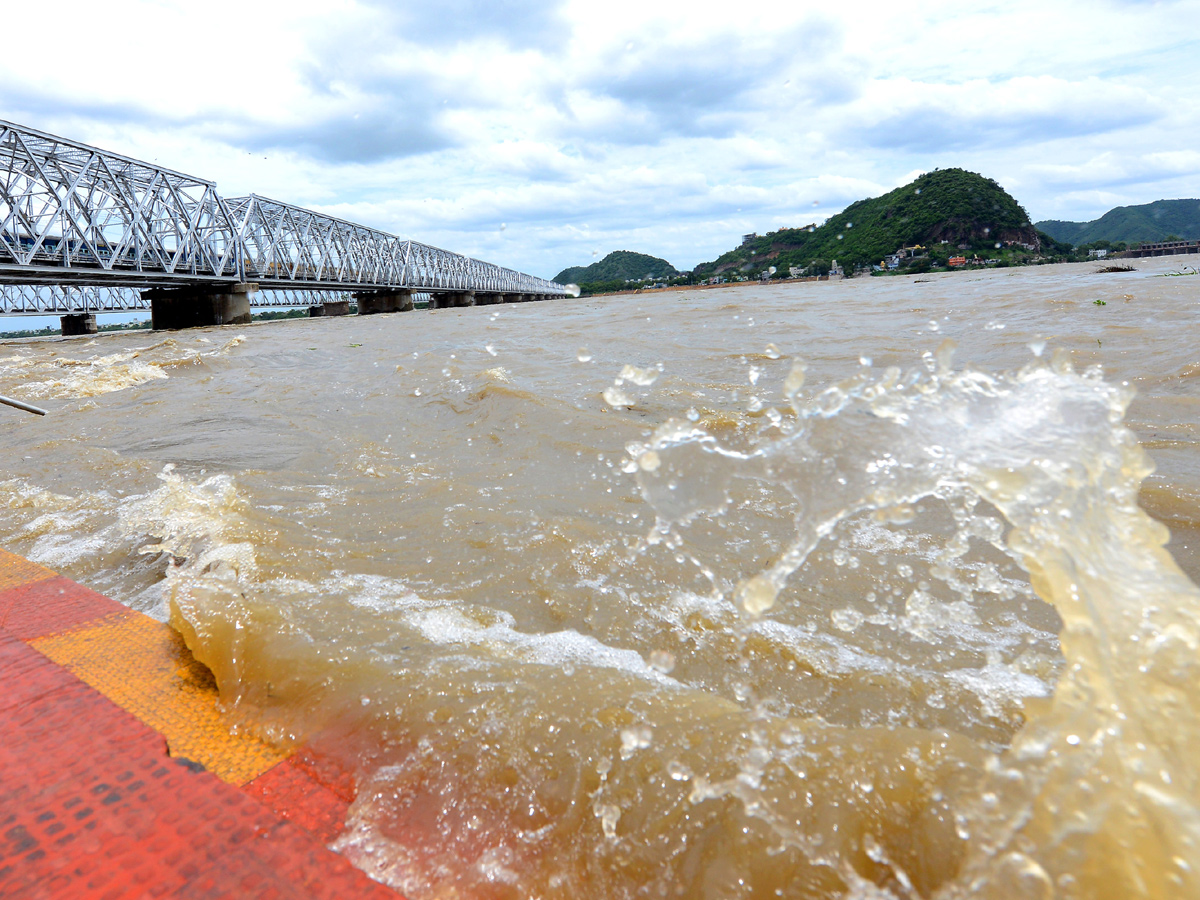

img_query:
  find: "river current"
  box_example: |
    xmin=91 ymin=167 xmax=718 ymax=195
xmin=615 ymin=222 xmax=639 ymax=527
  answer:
xmin=2 ymin=257 xmax=1198 ymax=899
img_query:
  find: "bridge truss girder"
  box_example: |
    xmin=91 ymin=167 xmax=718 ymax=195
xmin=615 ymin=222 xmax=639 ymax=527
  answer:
xmin=0 ymin=120 xmax=564 ymax=315
xmin=0 ymin=284 xmax=372 ymax=316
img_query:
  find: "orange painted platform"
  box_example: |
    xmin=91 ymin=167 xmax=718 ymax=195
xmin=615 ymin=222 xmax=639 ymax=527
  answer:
xmin=0 ymin=548 xmax=404 ymax=899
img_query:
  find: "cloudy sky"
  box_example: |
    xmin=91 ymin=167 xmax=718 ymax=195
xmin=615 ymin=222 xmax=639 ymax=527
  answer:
xmin=2 ymin=0 xmax=1199 ymax=280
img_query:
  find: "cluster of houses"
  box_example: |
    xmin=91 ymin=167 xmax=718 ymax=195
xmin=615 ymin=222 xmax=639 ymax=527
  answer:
xmin=876 ymin=243 xmax=1010 ymax=271
xmin=783 ymin=261 xmax=844 ymax=279
xmin=706 ymin=233 xmax=1045 ymax=284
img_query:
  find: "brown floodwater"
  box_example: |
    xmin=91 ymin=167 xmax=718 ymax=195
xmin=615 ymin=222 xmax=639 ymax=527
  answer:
xmin=2 ymin=257 xmax=1199 ymax=899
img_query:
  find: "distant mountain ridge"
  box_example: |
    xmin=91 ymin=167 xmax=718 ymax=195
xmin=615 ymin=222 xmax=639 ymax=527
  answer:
xmin=554 ymin=250 xmax=678 ymax=285
xmin=1036 ymin=199 xmax=1200 ymax=245
xmin=693 ymin=168 xmax=1042 ymax=277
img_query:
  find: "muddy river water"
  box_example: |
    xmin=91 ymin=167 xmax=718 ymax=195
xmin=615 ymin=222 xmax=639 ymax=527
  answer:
xmin=2 ymin=257 xmax=1199 ymax=899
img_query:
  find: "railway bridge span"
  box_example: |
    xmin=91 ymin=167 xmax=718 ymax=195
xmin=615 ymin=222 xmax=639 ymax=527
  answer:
xmin=0 ymin=120 xmax=567 ymax=333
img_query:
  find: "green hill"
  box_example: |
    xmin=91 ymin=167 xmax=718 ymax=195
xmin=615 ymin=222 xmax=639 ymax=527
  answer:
xmin=693 ymin=168 xmax=1043 ymax=277
xmin=1037 ymin=199 xmax=1200 ymax=245
xmin=554 ymin=250 xmax=678 ymax=285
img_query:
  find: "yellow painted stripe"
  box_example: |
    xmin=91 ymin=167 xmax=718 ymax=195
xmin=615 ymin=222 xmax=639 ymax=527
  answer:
xmin=31 ymin=612 xmax=288 ymax=785
xmin=0 ymin=548 xmax=55 ymax=592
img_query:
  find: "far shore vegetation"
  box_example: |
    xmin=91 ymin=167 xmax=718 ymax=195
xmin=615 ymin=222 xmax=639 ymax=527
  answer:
xmin=561 ymin=171 xmax=1198 ymax=297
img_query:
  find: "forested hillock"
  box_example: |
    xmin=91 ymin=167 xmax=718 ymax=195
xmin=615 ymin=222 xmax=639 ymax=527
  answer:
xmin=554 ymin=250 xmax=678 ymax=285
xmin=1037 ymin=199 xmax=1200 ymax=245
xmin=693 ymin=169 xmax=1043 ymax=277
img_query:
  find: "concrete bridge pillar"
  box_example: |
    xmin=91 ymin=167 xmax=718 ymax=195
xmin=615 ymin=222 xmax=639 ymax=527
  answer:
xmin=308 ymin=300 xmax=351 ymax=317
xmin=503 ymin=293 xmax=526 ymax=303
xmin=146 ymin=283 xmax=255 ymax=330
xmin=430 ymin=291 xmax=474 ymax=309
xmin=60 ymin=313 xmax=97 ymax=336
xmin=355 ymin=290 xmax=413 ymax=314
xmin=474 ymin=292 xmax=502 ymax=305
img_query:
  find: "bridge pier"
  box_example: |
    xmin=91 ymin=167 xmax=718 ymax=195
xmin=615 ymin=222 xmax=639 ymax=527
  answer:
xmin=474 ymin=292 xmax=502 ymax=306
xmin=354 ymin=290 xmax=414 ymax=315
xmin=60 ymin=313 xmax=97 ymax=336
xmin=309 ymin=300 xmax=351 ymax=317
xmin=145 ymin=283 xmax=255 ymax=330
xmin=430 ymin=291 xmax=474 ymax=309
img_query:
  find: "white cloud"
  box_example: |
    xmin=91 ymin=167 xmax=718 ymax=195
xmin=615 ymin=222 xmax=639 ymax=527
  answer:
xmin=2 ymin=0 xmax=1200 ymax=279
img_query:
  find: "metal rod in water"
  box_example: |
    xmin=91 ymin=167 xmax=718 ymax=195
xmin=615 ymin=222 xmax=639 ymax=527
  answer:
xmin=0 ymin=394 xmax=47 ymax=416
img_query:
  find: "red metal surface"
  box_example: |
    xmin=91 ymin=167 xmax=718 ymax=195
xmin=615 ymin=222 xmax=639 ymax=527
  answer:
xmin=0 ymin=575 xmax=125 ymax=641
xmin=0 ymin=558 xmax=406 ymax=900
xmin=243 ymin=757 xmax=353 ymax=846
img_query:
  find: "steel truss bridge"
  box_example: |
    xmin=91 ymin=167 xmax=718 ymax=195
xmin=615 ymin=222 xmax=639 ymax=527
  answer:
xmin=0 ymin=120 xmax=565 ymax=317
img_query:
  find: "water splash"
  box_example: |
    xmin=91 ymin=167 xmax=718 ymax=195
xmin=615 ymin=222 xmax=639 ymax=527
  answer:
xmin=635 ymin=349 xmax=1200 ymax=898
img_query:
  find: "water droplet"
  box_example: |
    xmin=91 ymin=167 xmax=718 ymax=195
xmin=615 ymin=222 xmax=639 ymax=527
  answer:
xmin=602 ymin=386 xmax=634 ymax=408
xmin=620 ymin=725 xmax=654 ymax=759
xmin=576 ymin=348 xmax=592 ymax=362
xmin=1029 ymin=340 xmax=1046 ymax=357
xmin=936 ymin=337 xmax=957 ymax=373
xmin=748 ymin=366 xmax=762 ymax=385
xmin=1066 ymin=734 xmax=1081 ymax=745
xmin=686 ymin=407 xmax=700 ymax=422
xmin=831 ymin=607 xmax=864 ymax=632
xmin=648 ymin=649 xmax=675 ymax=673
xmin=667 ymin=761 xmax=692 ymax=781
xmin=859 ymin=356 xmax=872 ymax=367
xmin=737 ymin=574 xmax=778 ymax=615
xmin=499 ymin=222 xmax=507 ymax=231
xmin=783 ymin=360 xmax=807 ymax=399
xmin=995 ymin=853 xmax=1054 ymax=900
xmin=361 ymin=696 xmax=371 ymax=706
xmin=620 ymin=364 xmax=660 ymax=386
xmin=638 ymin=450 xmax=661 ymax=472
xmin=763 ymin=343 xmax=782 ymax=359
xmin=485 ymin=344 xmax=497 ymax=356
xmin=595 ymin=802 xmax=621 ymax=839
